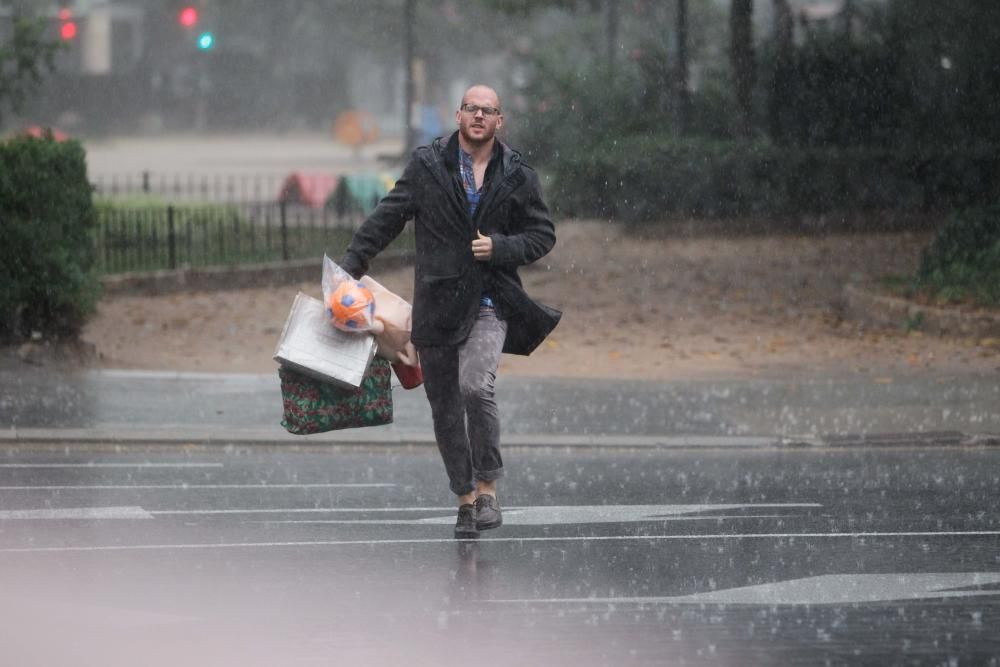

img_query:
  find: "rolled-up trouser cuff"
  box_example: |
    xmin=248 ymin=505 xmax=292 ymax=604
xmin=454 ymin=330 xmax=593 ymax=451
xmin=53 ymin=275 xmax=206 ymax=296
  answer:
xmin=451 ymin=480 xmax=477 ymax=497
xmin=475 ymin=468 xmax=505 ymax=482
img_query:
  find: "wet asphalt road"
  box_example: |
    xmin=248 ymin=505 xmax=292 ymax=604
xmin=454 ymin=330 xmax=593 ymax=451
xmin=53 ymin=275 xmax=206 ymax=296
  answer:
xmin=3 ymin=367 xmax=999 ymax=442
xmin=1 ymin=444 xmax=999 ymax=666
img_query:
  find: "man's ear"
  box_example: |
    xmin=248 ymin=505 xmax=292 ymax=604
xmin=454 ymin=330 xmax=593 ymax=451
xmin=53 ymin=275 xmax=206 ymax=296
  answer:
xmin=496 ymin=115 xmax=504 ymax=130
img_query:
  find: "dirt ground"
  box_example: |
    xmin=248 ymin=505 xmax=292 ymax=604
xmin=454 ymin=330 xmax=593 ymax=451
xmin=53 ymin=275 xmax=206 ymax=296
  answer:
xmin=81 ymin=221 xmax=1000 ymax=381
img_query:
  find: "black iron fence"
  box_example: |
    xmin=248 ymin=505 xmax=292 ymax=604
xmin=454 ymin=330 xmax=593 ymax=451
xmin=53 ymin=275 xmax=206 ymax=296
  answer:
xmin=94 ymin=201 xmax=413 ymax=275
xmin=91 ymin=171 xmax=408 ymax=275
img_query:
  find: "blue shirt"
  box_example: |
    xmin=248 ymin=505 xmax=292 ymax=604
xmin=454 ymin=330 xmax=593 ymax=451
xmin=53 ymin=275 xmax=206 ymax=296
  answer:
xmin=459 ymin=147 xmax=494 ymax=308
xmin=459 ymin=148 xmax=483 ymax=217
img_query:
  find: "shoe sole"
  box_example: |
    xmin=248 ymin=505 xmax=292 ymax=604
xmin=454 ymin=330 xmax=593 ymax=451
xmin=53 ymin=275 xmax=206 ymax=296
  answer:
xmin=476 ymin=516 xmax=502 ymax=531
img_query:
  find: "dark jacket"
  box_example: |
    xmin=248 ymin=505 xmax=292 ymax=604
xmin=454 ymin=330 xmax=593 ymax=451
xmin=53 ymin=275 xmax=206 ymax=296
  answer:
xmin=337 ymin=132 xmax=561 ymax=355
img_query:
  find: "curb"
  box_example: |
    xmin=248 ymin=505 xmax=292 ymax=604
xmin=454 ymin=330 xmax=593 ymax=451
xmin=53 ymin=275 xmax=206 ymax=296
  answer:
xmin=3 ymin=428 xmax=997 ymax=450
xmin=0 ymin=428 xmax=777 ymax=450
xmin=100 ymin=253 xmax=415 ymax=297
xmin=843 ymin=284 xmax=1000 ymax=338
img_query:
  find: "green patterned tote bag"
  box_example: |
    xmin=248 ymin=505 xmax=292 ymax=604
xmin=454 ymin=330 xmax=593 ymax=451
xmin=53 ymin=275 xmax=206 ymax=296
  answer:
xmin=279 ymin=358 xmax=393 ymax=435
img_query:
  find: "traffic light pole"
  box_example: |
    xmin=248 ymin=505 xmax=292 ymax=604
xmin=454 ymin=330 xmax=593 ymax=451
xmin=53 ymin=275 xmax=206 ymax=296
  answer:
xmin=194 ymin=58 xmax=207 ymax=131
xmin=403 ymin=0 xmax=416 ymax=154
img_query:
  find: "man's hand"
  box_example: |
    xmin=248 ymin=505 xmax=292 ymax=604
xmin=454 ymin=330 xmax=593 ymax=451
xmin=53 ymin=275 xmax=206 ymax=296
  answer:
xmin=472 ymin=229 xmax=493 ymax=261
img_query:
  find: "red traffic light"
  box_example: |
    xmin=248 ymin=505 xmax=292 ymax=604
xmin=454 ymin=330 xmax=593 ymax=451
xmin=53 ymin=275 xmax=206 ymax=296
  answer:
xmin=59 ymin=20 xmax=77 ymax=40
xmin=178 ymin=6 xmax=199 ymax=28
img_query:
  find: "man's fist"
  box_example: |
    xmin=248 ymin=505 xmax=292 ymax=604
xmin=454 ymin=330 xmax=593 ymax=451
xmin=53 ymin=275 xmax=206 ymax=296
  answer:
xmin=472 ymin=229 xmax=493 ymax=261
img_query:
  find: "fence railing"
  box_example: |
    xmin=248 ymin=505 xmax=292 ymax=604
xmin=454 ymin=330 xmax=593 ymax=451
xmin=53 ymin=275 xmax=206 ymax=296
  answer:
xmin=92 ymin=170 xmax=406 ymax=275
xmin=94 ymin=200 xmax=413 ymax=275
xmin=92 ymin=172 xmax=292 ymax=203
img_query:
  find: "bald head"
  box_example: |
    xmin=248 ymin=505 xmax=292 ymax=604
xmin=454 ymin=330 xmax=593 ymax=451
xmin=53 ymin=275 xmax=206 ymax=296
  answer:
xmin=461 ymin=85 xmax=502 ymax=112
xmin=456 ymin=84 xmax=504 ymax=151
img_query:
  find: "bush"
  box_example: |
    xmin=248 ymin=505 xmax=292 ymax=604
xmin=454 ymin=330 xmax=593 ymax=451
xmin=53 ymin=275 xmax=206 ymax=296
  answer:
xmin=0 ymin=134 xmax=99 ymax=341
xmin=914 ymin=205 xmax=1000 ymax=307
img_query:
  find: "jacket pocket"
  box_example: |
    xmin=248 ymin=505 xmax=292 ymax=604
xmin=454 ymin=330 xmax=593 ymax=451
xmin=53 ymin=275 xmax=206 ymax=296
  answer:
xmin=417 ymin=269 xmax=474 ymax=327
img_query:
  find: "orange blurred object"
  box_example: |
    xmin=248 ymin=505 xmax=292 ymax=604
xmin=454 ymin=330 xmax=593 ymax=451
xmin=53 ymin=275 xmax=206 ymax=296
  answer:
xmin=332 ymin=110 xmax=379 ymax=147
xmin=327 ymin=281 xmax=376 ymax=331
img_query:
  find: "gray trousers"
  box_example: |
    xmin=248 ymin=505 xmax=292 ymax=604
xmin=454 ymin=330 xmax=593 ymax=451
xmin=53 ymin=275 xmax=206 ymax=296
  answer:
xmin=418 ymin=307 xmax=508 ymax=496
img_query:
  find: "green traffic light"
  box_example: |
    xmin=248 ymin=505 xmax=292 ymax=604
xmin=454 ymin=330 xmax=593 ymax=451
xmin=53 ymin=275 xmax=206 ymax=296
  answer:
xmin=197 ymin=32 xmax=214 ymax=50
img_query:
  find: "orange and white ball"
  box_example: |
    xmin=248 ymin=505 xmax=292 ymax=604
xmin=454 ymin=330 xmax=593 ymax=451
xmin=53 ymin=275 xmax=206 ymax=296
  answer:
xmin=327 ymin=281 xmax=376 ymax=331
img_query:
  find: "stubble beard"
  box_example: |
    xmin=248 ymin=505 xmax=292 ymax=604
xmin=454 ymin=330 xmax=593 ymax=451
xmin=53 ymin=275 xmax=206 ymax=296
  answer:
xmin=460 ymin=122 xmax=494 ymax=149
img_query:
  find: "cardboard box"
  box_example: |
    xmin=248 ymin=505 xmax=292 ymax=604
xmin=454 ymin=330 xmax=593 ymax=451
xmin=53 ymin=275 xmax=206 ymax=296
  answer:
xmin=273 ymin=292 xmax=376 ymax=388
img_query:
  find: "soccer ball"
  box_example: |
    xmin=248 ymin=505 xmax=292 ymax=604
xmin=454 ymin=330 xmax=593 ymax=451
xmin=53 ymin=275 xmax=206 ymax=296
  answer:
xmin=327 ymin=281 xmax=376 ymax=331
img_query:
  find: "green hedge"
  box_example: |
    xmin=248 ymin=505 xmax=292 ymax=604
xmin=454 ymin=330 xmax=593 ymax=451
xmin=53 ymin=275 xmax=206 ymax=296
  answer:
xmin=914 ymin=205 xmax=1000 ymax=307
xmin=0 ymin=134 xmax=99 ymax=341
xmin=548 ymin=136 xmax=1000 ymax=223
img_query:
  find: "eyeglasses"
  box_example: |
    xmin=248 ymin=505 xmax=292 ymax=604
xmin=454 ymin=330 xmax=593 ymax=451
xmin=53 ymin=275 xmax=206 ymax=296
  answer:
xmin=460 ymin=104 xmax=501 ymax=117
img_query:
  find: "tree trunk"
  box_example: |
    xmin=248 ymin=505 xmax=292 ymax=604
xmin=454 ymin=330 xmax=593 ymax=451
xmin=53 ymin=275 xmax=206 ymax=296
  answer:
xmin=674 ymin=0 xmax=690 ymax=134
xmin=606 ymin=0 xmax=619 ymax=74
xmin=842 ymin=0 xmax=855 ymax=41
xmin=403 ymin=0 xmax=416 ymax=153
xmin=767 ymin=0 xmax=793 ymax=141
xmin=730 ymin=0 xmax=755 ymax=139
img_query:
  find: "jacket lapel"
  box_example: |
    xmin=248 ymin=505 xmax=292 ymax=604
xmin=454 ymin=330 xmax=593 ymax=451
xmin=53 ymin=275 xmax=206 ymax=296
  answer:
xmin=475 ymin=146 xmax=525 ymax=224
xmin=420 ymin=137 xmax=471 ymax=223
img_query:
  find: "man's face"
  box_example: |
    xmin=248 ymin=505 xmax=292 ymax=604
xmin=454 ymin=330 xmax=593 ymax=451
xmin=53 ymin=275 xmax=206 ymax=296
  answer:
xmin=456 ymin=88 xmax=503 ymax=147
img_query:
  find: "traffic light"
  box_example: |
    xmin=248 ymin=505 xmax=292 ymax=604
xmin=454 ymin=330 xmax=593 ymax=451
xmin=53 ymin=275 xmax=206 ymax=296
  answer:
xmin=57 ymin=7 xmax=77 ymax=41
xmin=197 ymin=31 xmax=214 ymax=50
xmin=178 ymin=6 xmax=199 ymax=28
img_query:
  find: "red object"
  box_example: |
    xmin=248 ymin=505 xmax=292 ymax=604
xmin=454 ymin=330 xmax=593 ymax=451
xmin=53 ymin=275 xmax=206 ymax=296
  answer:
xmin=178 ymin=6 xmax=199 ymax=27
xmin=278 ymin=171 xmax=339 ymax=208
xmin=19 ymin=126 xmax=69 ymax=142
xmin=391 ymin=362 xmax=423 ymax=390
xmin=59 ymin=21 xmax=77 ymax=40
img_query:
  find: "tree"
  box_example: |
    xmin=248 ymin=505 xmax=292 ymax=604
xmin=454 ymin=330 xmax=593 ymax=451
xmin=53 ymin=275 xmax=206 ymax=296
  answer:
xmin=766 ymin=0 xmax=793 ymax=142
xmin=729 ymin=0 xmax=754 ymax=138
xmin=0 ymin=14 xmax=61 ymax=125
xmin=674 ymin=0 xmax=690 ymax=134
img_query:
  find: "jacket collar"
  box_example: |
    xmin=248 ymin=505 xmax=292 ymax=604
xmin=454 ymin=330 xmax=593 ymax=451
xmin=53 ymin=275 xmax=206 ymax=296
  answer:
xmin=438 ymin=131 xmax=516 ymax=178
xmin=421 ymin=132 xmax=525 ymax=223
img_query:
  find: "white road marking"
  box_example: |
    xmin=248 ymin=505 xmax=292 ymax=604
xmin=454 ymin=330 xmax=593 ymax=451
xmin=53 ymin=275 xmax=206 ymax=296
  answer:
xmin=242 ymin=504 xmax=821 ymax=526
xmin=0 ymin=504 xmax=802 ymax=522
xmin=0 ymin=506 xmax=153 ymax=520
xmin=489 ymin=573 xmax=1000 ymax=606
xmin=0 ymin=483 xmax=395 ymax=490
xmin=253 ymin=514 xmax=793 ymax=526
xmin=0 ymin=463 xmax=224 ymax=469
xmin=3 ymin=531 xmax=999 ymax=554
xmin=154 ymin=507 xmax=457 ymax=515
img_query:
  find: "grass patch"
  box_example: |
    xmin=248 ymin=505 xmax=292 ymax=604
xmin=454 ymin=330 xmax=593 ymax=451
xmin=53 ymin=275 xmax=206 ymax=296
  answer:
xmin=912 ymin=205 xmax=1000 ymax=308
